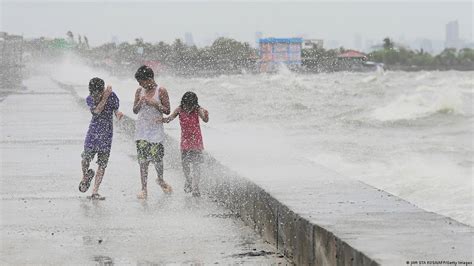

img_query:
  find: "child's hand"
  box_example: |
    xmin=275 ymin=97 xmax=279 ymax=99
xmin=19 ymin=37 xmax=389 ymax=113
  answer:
xmin=115 ymin=111 xmax=124 ymax=120
xmin=136 ymin=96 xmax=147 ymax=108
xmin=147 ymin=97 xmax=160 ymax=106
xmin=104 ymin=85 xmax=113 ymax=98
xmin=198 ymin=107 xmax=209 ymax=122
xmin=155 ymin=117 xmax=165 ymax=123
xmin=140 ymin=96 xmax=149 ymax=105
xmin=146 ymin=97 xmax=163 ymax=109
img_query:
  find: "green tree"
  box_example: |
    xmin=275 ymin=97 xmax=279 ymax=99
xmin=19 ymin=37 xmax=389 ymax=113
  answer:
xmin=457 ymin=48 xmax=474 ymax=68
xmin=435 ymin=48 xmax=458 ymax=67
xmin=383 ymin=37 xmax=394 ymax=50
xmin=209 ymin=37 xmax=256 ymax=73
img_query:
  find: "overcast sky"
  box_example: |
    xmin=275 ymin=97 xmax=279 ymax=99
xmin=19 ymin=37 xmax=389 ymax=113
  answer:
xmin=1 ymin=0 xmax=472 ymax=49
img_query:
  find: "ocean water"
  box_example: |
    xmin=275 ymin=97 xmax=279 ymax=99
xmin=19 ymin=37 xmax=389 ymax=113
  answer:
xmin=46 ymin=55 xmax=473 ymax=226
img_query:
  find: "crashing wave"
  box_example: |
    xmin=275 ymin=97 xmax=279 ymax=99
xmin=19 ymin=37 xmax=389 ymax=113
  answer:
xmin=371 ymin=86 xmax=465 ymax=121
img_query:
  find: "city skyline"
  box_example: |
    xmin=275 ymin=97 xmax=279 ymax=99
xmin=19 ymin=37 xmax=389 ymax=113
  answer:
xmin=1 ymin=1 xmax=472 ymax=53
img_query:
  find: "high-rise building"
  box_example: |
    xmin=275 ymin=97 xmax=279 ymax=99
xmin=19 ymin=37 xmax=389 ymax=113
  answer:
xmin=445 ymin=20 xmax=460 ymax=49
xmin=111 ymin=35 xmax=119 ymax=45
xmin=420 ymin=39 xmax=433 ymax=54
xmin=184 ymin=32 xmax=194 ymax=46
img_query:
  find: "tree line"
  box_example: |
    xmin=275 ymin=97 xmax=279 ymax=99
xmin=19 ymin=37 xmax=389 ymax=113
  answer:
xmin=23 ymin=33 xmax=474 ymax=75
xmin=367 ymin=38 xmax=474 ymax=71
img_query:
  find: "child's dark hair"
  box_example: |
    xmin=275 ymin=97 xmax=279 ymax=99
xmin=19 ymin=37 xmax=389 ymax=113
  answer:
xmin=89 ymin=77 xmax=105 ymax=95
xmin=180 ymin=91 xmax=199 ymax=112
xmin=135 ymin=65 xmax=154 ymax=81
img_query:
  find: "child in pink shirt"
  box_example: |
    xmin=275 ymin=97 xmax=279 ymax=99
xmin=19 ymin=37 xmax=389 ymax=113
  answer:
xmin=159 ymin=92 xmax=209 ymax=197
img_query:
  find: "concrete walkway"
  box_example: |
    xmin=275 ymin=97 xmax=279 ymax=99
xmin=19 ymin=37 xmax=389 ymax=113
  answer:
xmin=0 ymin=76 xmax=289 ymax=265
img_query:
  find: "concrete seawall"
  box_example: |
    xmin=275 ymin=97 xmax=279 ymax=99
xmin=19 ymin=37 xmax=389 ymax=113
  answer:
xmin=59 ymin=81 xmax=473 ymax=265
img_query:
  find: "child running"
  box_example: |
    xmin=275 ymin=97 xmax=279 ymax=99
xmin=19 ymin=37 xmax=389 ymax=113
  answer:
xmin=79 ymin=77 xmax=123 ymax=199
xmin=159 ymin=91 xmax=209 ymax=197
xmin=133 ymin=65 xmax=173 ymax=199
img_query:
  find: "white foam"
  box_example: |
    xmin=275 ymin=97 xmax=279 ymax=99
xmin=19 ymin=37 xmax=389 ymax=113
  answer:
xmin=361 ymin=75 xmax=377 ymax=83
xmin=372 ymin=85 xmax=465 ymax=121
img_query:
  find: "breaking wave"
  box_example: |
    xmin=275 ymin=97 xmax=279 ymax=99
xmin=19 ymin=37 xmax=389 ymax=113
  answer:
xmin=371 ymin=85 xmax=465 ymax=121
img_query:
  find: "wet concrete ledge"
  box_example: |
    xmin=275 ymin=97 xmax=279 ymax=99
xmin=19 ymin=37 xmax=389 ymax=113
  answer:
xmin=57 ymin=81 xmax=473 ymax=265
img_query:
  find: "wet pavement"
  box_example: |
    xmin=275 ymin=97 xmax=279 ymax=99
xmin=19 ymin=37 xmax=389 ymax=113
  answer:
xmin=0 ymin=76 xmax=289 ymax=265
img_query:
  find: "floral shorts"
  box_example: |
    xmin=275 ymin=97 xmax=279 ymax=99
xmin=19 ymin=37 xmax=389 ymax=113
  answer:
xmin=136 ymin=140 xmax=164 ymax=164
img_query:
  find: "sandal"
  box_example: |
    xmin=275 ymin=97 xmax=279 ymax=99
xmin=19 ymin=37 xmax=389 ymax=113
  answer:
xmin=88 ymin=193 xmax=105 ymax=200
xmin=79 ymin=169 xmax=95 ymax=193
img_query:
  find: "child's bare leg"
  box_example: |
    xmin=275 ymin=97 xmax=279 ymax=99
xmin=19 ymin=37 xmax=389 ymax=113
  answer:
xmin=139 ymin=161 xmax=149 ymax=192
xmin=154 ymin=159 xmax=164 ymax=182
xmin=192 ymin=160 xmax=201 ymax=196
xmin=137 ymin=162 xmax=149 ymax=199
xmin=92 ymin=166 xmax=105 ymax=194
xmin=81 ymin=158 xmax=90 ymax=181
xmin=182 ymin=153 xmax=192 ymax=192
xmin=154 ymin=160 xmax=172 ymax=193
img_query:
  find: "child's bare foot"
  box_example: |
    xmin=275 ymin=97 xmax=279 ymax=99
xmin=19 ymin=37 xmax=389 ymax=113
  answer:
xmin=137 ymin=190 xmax=147 ymax=199
xmin=156 ymin=179 xmax=173 ymax=194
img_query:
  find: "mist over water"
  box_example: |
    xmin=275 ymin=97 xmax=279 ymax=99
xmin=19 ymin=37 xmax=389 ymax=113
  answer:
xmin=42 ymin=54 xmax=473 ymax=226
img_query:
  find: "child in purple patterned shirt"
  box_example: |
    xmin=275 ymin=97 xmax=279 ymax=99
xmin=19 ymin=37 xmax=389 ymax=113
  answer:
xmin=79 ymin=77 xmax=123 ymax=199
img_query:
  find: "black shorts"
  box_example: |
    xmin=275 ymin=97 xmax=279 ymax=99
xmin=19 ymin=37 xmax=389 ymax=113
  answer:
xmin=81 ymin=149 xmax=110 ymax=168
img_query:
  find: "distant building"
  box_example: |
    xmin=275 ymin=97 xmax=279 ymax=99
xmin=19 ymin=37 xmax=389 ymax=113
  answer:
xmin=303 ymin=39 xmax=324 ymax=49
xmin=111 ymin=35 xmax=119 ymax=45
xmin=255 ymin=31 xmax=263 ymax=48
xmin=337 ymin=50 xmax=367 ymax=60
xmin=258 ymin=37 xmax=303 ymax=72
xmin=184 ymin=32 xmax=194 ymax=46
xmin=420 ymin=39 xmax=433 ymax=54
xmin=423 ymin=40 xmax=445 ymax=54
xmin=445 ymin=20 xmax=460 ymax=49
xmin=336 ymin=50 xmax=378 ymax=71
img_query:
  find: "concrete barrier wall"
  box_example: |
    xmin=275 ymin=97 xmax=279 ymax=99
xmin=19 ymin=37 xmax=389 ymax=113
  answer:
xmin=197 ymin=154 xmax=380 ymax=265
